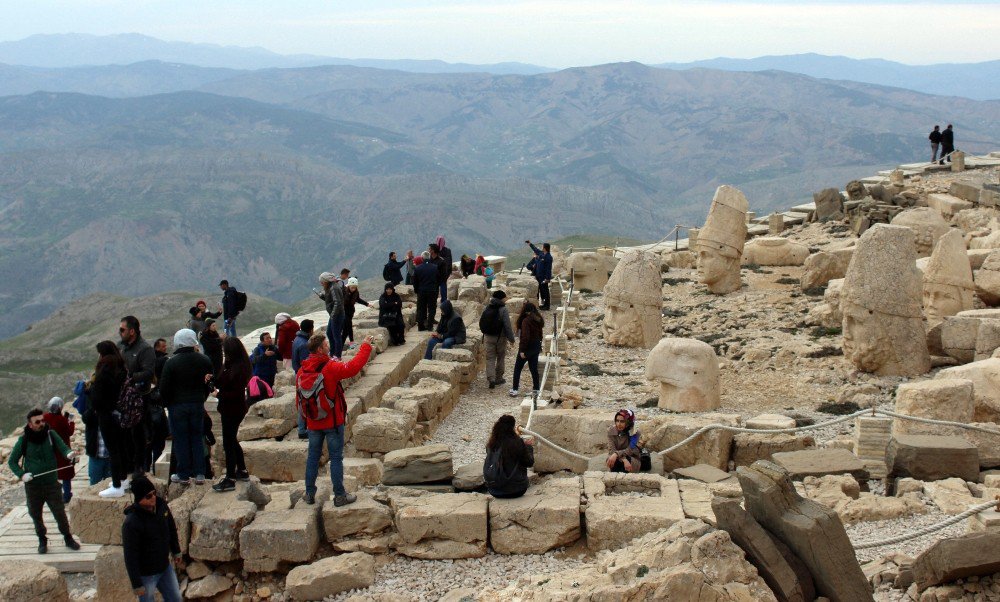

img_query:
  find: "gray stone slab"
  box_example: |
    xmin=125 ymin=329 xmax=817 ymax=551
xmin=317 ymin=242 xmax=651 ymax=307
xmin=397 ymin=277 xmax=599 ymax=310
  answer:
xmin=771 ymin=448 xmax=869 ymax=482
xmin=673 ymin=463 xmax=731 ymax=484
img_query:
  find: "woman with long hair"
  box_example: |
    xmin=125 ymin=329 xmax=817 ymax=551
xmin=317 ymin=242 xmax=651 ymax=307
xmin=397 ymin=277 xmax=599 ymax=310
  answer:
xmin=91 ymin=340 xmax=130 ymax=498
xmin=212 ymin=337 xmax=252 ymax=492
xmin=199 ymin=319 xmax=223 ymax=377
xmin=343 ymin=277 xmax=371 ymax=347
xmin=483 ymin=415 xmax=534 ymax=498
xmin=509 ymin=301 xmax=544 ymax=398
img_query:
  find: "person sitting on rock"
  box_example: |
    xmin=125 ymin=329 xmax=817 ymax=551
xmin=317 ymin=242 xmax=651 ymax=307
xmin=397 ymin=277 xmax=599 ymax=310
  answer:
xmin=483 ymin=415 xmax=534 ymax=498
xmin=606 ymin=409 xmax=642 ymax=473
xmin=250 ymin=332 xmax=280 ymax=388
xmin=424 ymin=299 xmax=466 ymax=359
xmin=460 ymin=254 xmax=476 ymax=278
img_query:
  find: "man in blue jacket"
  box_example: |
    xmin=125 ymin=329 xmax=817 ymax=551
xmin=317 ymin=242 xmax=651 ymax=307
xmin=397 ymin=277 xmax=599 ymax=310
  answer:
xmin=250 ymin=332 xmax=280 ymax=388
xmin=526 ymin=240 xmax=553 ymax=310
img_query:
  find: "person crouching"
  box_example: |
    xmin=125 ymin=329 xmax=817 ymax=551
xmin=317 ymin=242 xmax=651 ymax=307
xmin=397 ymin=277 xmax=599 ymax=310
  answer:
xmin=606 ymin=409 xmax=642 ymax=473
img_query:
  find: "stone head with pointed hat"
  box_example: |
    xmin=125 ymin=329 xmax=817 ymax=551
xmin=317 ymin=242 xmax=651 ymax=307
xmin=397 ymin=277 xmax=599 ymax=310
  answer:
xmin=696 ymin=185 xmax=749 ymax=294
xmin=923 ymin=229 xmax=974 ymax=328
xmin=602 ymin=250 xmax=662 ymax=348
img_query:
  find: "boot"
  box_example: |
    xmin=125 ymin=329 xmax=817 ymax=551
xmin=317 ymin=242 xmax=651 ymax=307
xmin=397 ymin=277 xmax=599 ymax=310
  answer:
xmin=334 ymin=493 xmax=357 ymax=507
xmin=64 ymin=535 xmax=80 ymax=551
xmin=38 ymin=538 xmax=47 ymax=554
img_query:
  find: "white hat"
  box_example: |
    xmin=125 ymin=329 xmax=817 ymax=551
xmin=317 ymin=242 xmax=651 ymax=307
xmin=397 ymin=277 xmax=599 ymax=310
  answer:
xmin=275 ymin=312 xmax=292 ymax=324
xmin=319 ymin=272 xmax=336 ymax=284
xmin=173 ymin=328 xmax=200 ymax=349
xmin=47 ymin=397 xmax=64 ymax=413
xmin=347 ymin=277 xmax=359 ymax=287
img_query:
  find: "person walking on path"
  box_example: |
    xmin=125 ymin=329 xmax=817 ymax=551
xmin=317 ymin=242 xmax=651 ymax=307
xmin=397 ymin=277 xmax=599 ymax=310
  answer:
xmin=119 ymin=316 xmax=155 ymax=475
xmin=318 ymin=272 xmax=347 ymax=359
xmin=929 ymin=125 xmax=942 ymax=163
xmin=509 ymin=300 xmax=544 ymax=398
xmin=42 ymin=397 xmax=76 ymax=503
xmin=378 ymin=283 xmax=406 ymax=346
xmin=92 ymin=341 xmax=130 ymax=498
xmin=212 ymin=337 xmax=252 ymax=492
xmin=526 ymin=240 xmax=553 ymax=310
xmin=219 ymin=280 xmax=240 ymax=337
xmin=413 ymin=253 xmax=439 ymax=331
xmin=425 ymin=299 xmax=466 ymax=359
xmin=343 ymin=277 xmax=371 ymax=346
xmin=483 ymin=415 xmax=534 ymax=499
xmin=159 ymin=329 xmax=213 ymax=486
xmin=297 ymin=334 xmax=373 ymax=506
xmin=122 ymin=475 xmax=183 ymax=602
xmin=199 ymin=318 xmax=223 ymax=377
xmin=383 ymin=252 xmax=407 ymax=287
xmin=480 ymin=291 xmax=516 ymax=389
xmin=275 ymin=313 xmax=299 ymax=372
xmin=940 ymin=124 xmax=955 ymax=165
xmin=7 ymin=409 xmax=81 ymax=554
xmin=250 ymin=332 xmax=280 ymax=388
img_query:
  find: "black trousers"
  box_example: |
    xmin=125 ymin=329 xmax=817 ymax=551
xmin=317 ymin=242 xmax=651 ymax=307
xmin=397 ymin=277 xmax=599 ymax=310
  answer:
xmin=512 ymin=341 xmax=542 ymax=391
xmin=343 ymin=315 xmax=355 ymax=344
xmin=416 ymin=291 xmax=438 ymax=330
xmin=221 ymin=412 xmax=246 ymax=479
xmin=98 ymin=412 xmax=129 ymax=487
xmin=537 ymin=280 xmax=550 ymax=308
xmin=26 ymin=482 xmax=71 ymax=541
xmin=145 ymin=409 xmax=169 ymax=473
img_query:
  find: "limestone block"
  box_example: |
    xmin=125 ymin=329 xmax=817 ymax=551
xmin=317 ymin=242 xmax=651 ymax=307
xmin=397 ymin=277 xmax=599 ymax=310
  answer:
xmin=392 ymin=493 xmax=489 ymax=559
xmin=677 ymin=479 xmax=715 ymax=524
xmin=926 ymin=193 xmax=974 ymax=218
xmin=644 ymin=338 xmax=720 ymax=412
xmin=643 ymin=413 xmax=741 ymax=471
xmin=239 ymin=507 xmax=320 ymax=572
xmin=802 ymin=248 xmax=853 ymax=290
xmin=696 ymin=185 xmax=749 ymax=294
xmin=452 ymin=464 xmax=485 ymax=491
xmin=936 ymin=358 xmax=1000 ymax=422
xmin=741 ymin=237 xmax=809 ymax=266
xmin=238 ymin=415 xmax=295 ymax=441
xmin=285 ymin=553 xmax=375 ymax=601
xmin=186 ymin=574 xmax=232 ymax=598
xmin=893 ymin=378 xmax=975 ymax=437
xmin=407 ymin=359 xmax=462 ymax=388
xmin=661 ymin=250 xmax=696 ymax=269
xmin=568 ymin=252 xmax=614 ymax=292
xmin=602 ymin=250 xmax=663 ymax=348
xmin=489 ymin=482 xmax=581 ymax=554
xmin=382 ymin=444 xmax=454 ymax=485
xmin=962 ymin=424 xmax=1000 ymax=469
xmin=529 ymin=409 xmax=610 ymax=473
xmin=738 ymin=461 xmax=873 ymax=601
xmin=890 ymin=207 xmax=950 ymax=257
xmin=800 ymin=474 xmax=860 ymax=509
xmin=167 ymin=485 xmax=209 ymax=555
xmin=911 ymin=532 xmax=1000 ymax=591
xmin=95 ymin=545 xmax=131 ymax=602
xmin=814 ymin=187 xmax=845 ymax=220
xmin=976 ymin=318 xmax=1000 ymax=360
xmin=188 ymin=491 xmax=257 ymax=561
xmin=746 ymin=413 xmax=796 ymax=430
xmin=924 ymin=478 xmax=978 ymax=514
xmin=457 ymin=282 xmax=488 ymax=304
xmin=432 ymin=348 xmax=475 ymax=383
xmin=836 ymin=493 xmax=928 ymax=525
xmin=354 ymin=327 xmax=390 ymax=353
xmin=950 ymin=181 xmax=982 ymax=203
xmin=322 ymin=492 xmax=393 ymax=541
xmin=383 ymin=378 xmax=455 ymax=422
xmin=887 ymin=434 xmax=980 ymax=482
xmin=768 ymin=213 xmax=785 ymax=235
xmin=977 ymin=250 xmax=1000 ymax=305
xmin=771 ymin=448 xmax=869 ymax=482
xmin=254 ymin=393 xmax=297 ymax=421
xmin=940 ymin=314 xmax=982 ymax=362
xmin=0 ymin=559 xmax=68 ymax=602
xmin=673 ymin=463 xmax=731 ymax=483
xmin=352 ymin=408 xmax=417 ymax=453
xmin=67 ymin=480 xmax=135 ymax=545
xmin=343 ymin=458 xmax=384 ymax=486
xmin=242 ymin=440 xmax=316 ymax=481
xmin=585 ymin=481 xmax=685 ymax=550
xmin=968 ymin=510 xmax=1000 ymax=533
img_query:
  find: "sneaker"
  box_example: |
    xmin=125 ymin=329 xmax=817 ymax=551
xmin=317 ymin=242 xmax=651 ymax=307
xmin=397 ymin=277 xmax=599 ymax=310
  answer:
xmin=334 ymin=493 xmax=357 ymax=507
xmin=194 ymin=475 xmax=206 ymax=485
xmin=170 ymin=473 xmax=181 ymax=483
xmin=508 ymin=388 xmax=519 ymax=398
xmin=98 ymin=485 xmax=126 ymax=499
xmin=234 ymin=470 xmax=251 ymax=482
xmin=63 ymin=536 xmax=80 ymax=551
xmin=531 ymin=390 xmax=540 ymax=400
xmin=38 ymin=539 xmax=47 ymax=554
xmin=302 ymin=493 xmax=315 ymax=505
xmin=212 ymin=478 xmax=236 ymax=492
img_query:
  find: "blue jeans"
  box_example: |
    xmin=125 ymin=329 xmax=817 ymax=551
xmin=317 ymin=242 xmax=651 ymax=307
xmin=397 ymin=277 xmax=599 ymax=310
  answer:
xmin=424 ymin=336 xmax=455 ymax=360
xmin=297 ymin=412 xmax=307 ymax=437
xmin=305 ymin=426 xmax=346 ymax=497
xmin=327 ymin=314 xmax=345 ymax=358
xmin=168 ymin=403 xmax=205 ymax=480
xmin=88 ymin=456 xmax=112 ymax=485
xmin=138 ymin=564 xmax=181 ymax=602
xmin=224 ymin=318 xmax=237 ymax=337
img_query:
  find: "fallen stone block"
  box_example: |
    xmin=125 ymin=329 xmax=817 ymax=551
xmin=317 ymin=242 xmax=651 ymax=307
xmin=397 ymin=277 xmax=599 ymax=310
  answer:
xmin=383 ymin=378 xmax=455 ymax=422
xmin=68 ymin=477 xmax=166 ymax=545
xmin=924 ymin=478 xmax=979 ymax=514
xmin=239 ymin=507 xmax=320 ymax=572
xmin=253 ymin=393 xmax=297 ymax=421
xmin=238 ymin=415 xmax=295 ymax=441
xmin=887 ymin=434 xmax=979 ymax=482
xmin=352 ymin=407 xmax=416 ymax=453
xmin=927 ymin=193 xmax=973 ymax=217
xmin=968 ymin=509 xmax=1000 ymax=533
xmin=937 ymin=358 xmax=1000 ymax=422
xmin=732 ymin=432 xmax=815 ymax=467
xmin=343 ymin=457 xmax=384 ymax=486
xmin=285 ymin=553 xmax=376 ymax=601
xmin=186 ymin=573 xmax=233 ymax=598
xmin=673 ymin=463 xmax=731 ymax=483
xmin=383 ymin=444 xmax=454 ymax=485
xmin=407 ymin=359 xmax=462 ymax=388
xmin=0 ymin=559 xmax=68 ymax=601
xmin=771 ymin=448 xmax=869 ymax=482
xmin=677 ymin=479 xmax=715 ymax=525
xmin=167 ymin=485 xmax=209 ymax=555
xmin=911 ymin=532 xmax=1000 ymax=591
xmin=643 ymin=413 xmax=740 ymax=471
xmin=489 ymin=481 xmax=581 ymax=554
xmin=836 ymin=493 xmax=928 ymax=524
xmin=95 ymin=545 xmax=131 ymax=602
xmin=893 ymin=378 xmax=975 ymax=437
xmin=322 ymin=491 xmax=393 ymax=542
xmin=963 ymin=424 xmax=1000 ymax=469
xmin=746 ymin=413 xmax=796 ymax=429
xmin=585 ymin=481 xmax=685 ymax=550
xmin=392 ymin=492 xmax=488 ymax=559
xmin=188 ymin=491 xmax=257 ymax=562
xmin=529 ymin=409 xmax=609 ymax=473
xmin=452 ymin=464 xmax=485 ymax=491
xmin=242 ymin=439 xmax=316 ymax=482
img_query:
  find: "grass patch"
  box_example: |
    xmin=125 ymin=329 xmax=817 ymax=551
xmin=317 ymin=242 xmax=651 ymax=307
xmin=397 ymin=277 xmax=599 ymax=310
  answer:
xmin=696 ymin=333 xmax=726 ymax=344
xmin=806 ymin=346 xmax=843 ymax=358
xmin=775 ymin=277 xmax=800 ymax=285
xmin=636 ymin=565 xmax=650 ymax=578
xmin=803 ymin=286 xmax=826 ymax=297
xmin=809 ymin=326 xmax=842 ymax=338
xmin=662 ymin=308 xmax=687 ymax=318
xmin=577 ymin=363 xmax=603 ymax=376
xmin=817 ymin=401 xmax=861 ymax=415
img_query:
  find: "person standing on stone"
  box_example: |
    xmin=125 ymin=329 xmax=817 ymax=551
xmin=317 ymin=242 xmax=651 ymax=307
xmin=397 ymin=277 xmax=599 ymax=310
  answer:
xmin=80 ymin=381 xmax=113 ymax=485
xmin=7 ymin=409 xmax=81 ymax=554
xmin=318 ymin=272 xmax=347 ymax=359
xmin=429 ymin=241 xmax=451 ymax=302
xmin=413 ymin=253 xmax=439 ymax=331
xmin=526 ymin=240 xmax=553 ymax=310
xmin=928 ymin=125 xmax=942 ymax=163
xmin=122 ymin=474 xmax=183 ymax=602
xmin=42 ymin=397 xmax=75 ymax=503
xmin=479 ymin=290 xmax=516 ymax=389
xmin=377 ymin=283 xmax=406 ymax=346
xmin=940 ymin=124 xmax=955 ymax=165
xmin=199 ymin=318 xmax=223 ymax=377
xmin=483 ymin=415 xmax=534 ymax=498
xmin=212 ymin=337 xmax=252 ymax=492
xmin=425 ymin=299 xmax=466 ymax=359
xmin=274 ymin=312 xmax=299 ymax=372
xmin=219 ymin=279 xmax=239 ymax=337
xmin=159 ymin=329 xmax=214 ymax=486
xmin=509 ymin=301 xmax=544 ymax=398
xmin=147 ymin=339 xmax=171 ymax=474
xmin=404 ymin=249 xmax=416 ymax=286
xmin=92 ymin=340 xmax=130 ymax=498
xmin=297 ymin=333 xmax=373 ymax=506
xmin=383 ymin=252 xmax=407 ymax=287
xmin=343 ymin=277 xmax=371 ymax=347
xmin=606 ymin=409 xmax=641 ymax=473
xmin=291 ymin=319 xmax=314 ymax=440
xmin=250 ymin=332 xmax=280 ymax=388
xmin=119 ymin=315 xmax=155 ymax=475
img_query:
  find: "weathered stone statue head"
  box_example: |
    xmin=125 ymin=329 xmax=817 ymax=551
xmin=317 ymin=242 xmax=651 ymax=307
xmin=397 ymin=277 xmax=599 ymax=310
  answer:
xmin=923 ymin=229 xmax=974 ymax=328
xmin=696 ymin=185 xmax=749 ymax=294
xmin=841 ymin=224 xmax=930 ymax=376
xmin=568 ymin=252 xmax=613 ymax=292
xmin=741 ymin=237 xmax=810 ymax=266
xmin=890 ymin=207 xmax=950 ymax=258
xmin=602 ymin=250 xmax=662 ymax=348
xmin=644 ymin=338 xmax=720 ymax=411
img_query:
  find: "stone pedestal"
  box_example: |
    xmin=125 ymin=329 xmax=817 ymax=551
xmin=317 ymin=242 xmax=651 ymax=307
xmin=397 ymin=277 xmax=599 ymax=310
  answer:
xmin=854 ymin=416 xmax=892 ymax=478
xmin=952 ymin=151 xmax=965 ymax=172
xmin=768 ymin=213 xmax=784 ymax=235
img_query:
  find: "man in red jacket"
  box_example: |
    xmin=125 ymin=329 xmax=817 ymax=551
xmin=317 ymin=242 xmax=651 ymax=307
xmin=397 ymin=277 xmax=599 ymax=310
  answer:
xmin=297 ymin=333 xmax=373 ymax=506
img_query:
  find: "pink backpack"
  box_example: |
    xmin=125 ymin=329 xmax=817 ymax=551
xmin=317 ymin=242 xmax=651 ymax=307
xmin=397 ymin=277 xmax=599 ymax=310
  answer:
xmin=246 ymin=376 xmax=274 ymax=405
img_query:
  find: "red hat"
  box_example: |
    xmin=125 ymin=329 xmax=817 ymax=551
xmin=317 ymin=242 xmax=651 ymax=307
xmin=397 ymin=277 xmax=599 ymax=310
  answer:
xmin=413 ymin=256 xmax=424 ymax=266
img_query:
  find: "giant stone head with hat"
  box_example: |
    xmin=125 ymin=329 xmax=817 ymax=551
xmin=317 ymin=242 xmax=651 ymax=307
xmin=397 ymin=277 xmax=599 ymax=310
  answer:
xmin=695 ymin=185 xmax=749 ymax=294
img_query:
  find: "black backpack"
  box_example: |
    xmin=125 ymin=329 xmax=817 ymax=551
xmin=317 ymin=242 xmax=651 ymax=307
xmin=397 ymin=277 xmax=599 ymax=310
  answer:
xmin=483 ymin=445 xmax=510 ymax=487
xmin=479 ymin=304 xmax=503 ymax=336
xmin=234 ymin=290 xmax=248 ymax=313
xmin=382 ymin=263 xmax=391 ymax=281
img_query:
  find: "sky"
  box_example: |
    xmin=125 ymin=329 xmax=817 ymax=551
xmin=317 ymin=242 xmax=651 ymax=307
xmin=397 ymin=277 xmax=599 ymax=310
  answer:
xmin=2 ymin=0 xmax=999 ymax=67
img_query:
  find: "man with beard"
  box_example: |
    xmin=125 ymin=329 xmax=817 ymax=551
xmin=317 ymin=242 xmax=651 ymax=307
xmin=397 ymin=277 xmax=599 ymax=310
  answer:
xmin=119 ymin=315 xmax=155 ymax=475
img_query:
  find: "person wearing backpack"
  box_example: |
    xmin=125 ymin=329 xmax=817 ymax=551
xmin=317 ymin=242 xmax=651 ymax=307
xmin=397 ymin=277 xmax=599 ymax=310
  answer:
xmin=297 ymin=333 xmax=374 ymax=506
xmin=483 ymin=415 xmax=534 ymax=499
xmin=92 ymin=340 xmax=131 ymax=498
xmin=8 ymin=408 xmax=82 ymax=554
xmin=119 ymin=315 xmax=155 ymax=476
xmin=159 ymin=329 xmax=214 ymax=486
xmin=250 ymin=332 xmax=280 ymax=388
xmin=219 ymin=279 xmax=242 ymax=337
xmin=480 ymin=291 xmax=516 ymax=389
xmin=212 ymin=337 xmax=252 ymax=492
xmin=383 ymin=251 xmax=407 ymax=287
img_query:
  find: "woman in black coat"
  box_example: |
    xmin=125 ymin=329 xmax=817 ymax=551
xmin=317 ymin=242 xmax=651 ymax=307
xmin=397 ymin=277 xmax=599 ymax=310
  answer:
xmin=91 ymin=340 xmax=129 ymax=497
xmin=378 ymin=283 xmax=406 ymax=345
xmin=483 ymin=415 xmax=534 ymax=498
xmin=199 ymin=319 xmax=223 ymax=377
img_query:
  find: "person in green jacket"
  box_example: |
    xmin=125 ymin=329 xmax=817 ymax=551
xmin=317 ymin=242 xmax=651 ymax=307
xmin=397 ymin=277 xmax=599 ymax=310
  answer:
xmin=7 ymin=408 xmax=81 ymax=554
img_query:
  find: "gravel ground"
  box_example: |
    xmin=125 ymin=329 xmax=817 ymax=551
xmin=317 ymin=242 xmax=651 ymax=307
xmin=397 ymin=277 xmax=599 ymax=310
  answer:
xmin=847 ymin=511 xmax=966 ymax=564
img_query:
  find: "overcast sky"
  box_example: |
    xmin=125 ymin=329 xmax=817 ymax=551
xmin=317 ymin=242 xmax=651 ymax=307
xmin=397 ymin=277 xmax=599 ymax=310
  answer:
xmin=3 ymin=1 xmax=998 ymax=66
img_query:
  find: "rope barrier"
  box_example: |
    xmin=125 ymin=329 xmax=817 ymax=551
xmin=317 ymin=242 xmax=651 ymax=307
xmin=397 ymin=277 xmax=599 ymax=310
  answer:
xmin=851 ymin=499 xmax=998 ymax=550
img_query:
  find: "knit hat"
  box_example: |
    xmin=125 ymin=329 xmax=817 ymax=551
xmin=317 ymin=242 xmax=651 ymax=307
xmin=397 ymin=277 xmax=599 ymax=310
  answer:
xmin=131 ymin=474 xmax=156 ymax=503
xmin=47 ymin=397 xmax=64 ymax=413
xmin=492 ymin=290 xmax=507 ymax=299
xmin=697 ymin=185 xmax=749 ymax=259
xmin=347 ymin=277 xmax=359 ymax=287
xmin=173 ymin=328 xmax=199 ymax=349
xmin=275 ymin=312 xmax=292 ymax=325
xmin=319 ymin=272 xmax=336 ymax=284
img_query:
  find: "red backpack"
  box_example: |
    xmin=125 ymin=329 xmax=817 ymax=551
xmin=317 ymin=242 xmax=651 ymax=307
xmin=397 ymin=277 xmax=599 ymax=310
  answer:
xmin=296 ymin=362 xmax=347 ymax=427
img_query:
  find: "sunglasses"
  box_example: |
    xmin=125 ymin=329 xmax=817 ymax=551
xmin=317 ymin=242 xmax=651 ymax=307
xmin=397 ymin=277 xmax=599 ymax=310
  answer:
xmin=118 ymin=327 xmax=128 ymax=333
xmin=29 ymin=419 xmax=44 ymax=426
